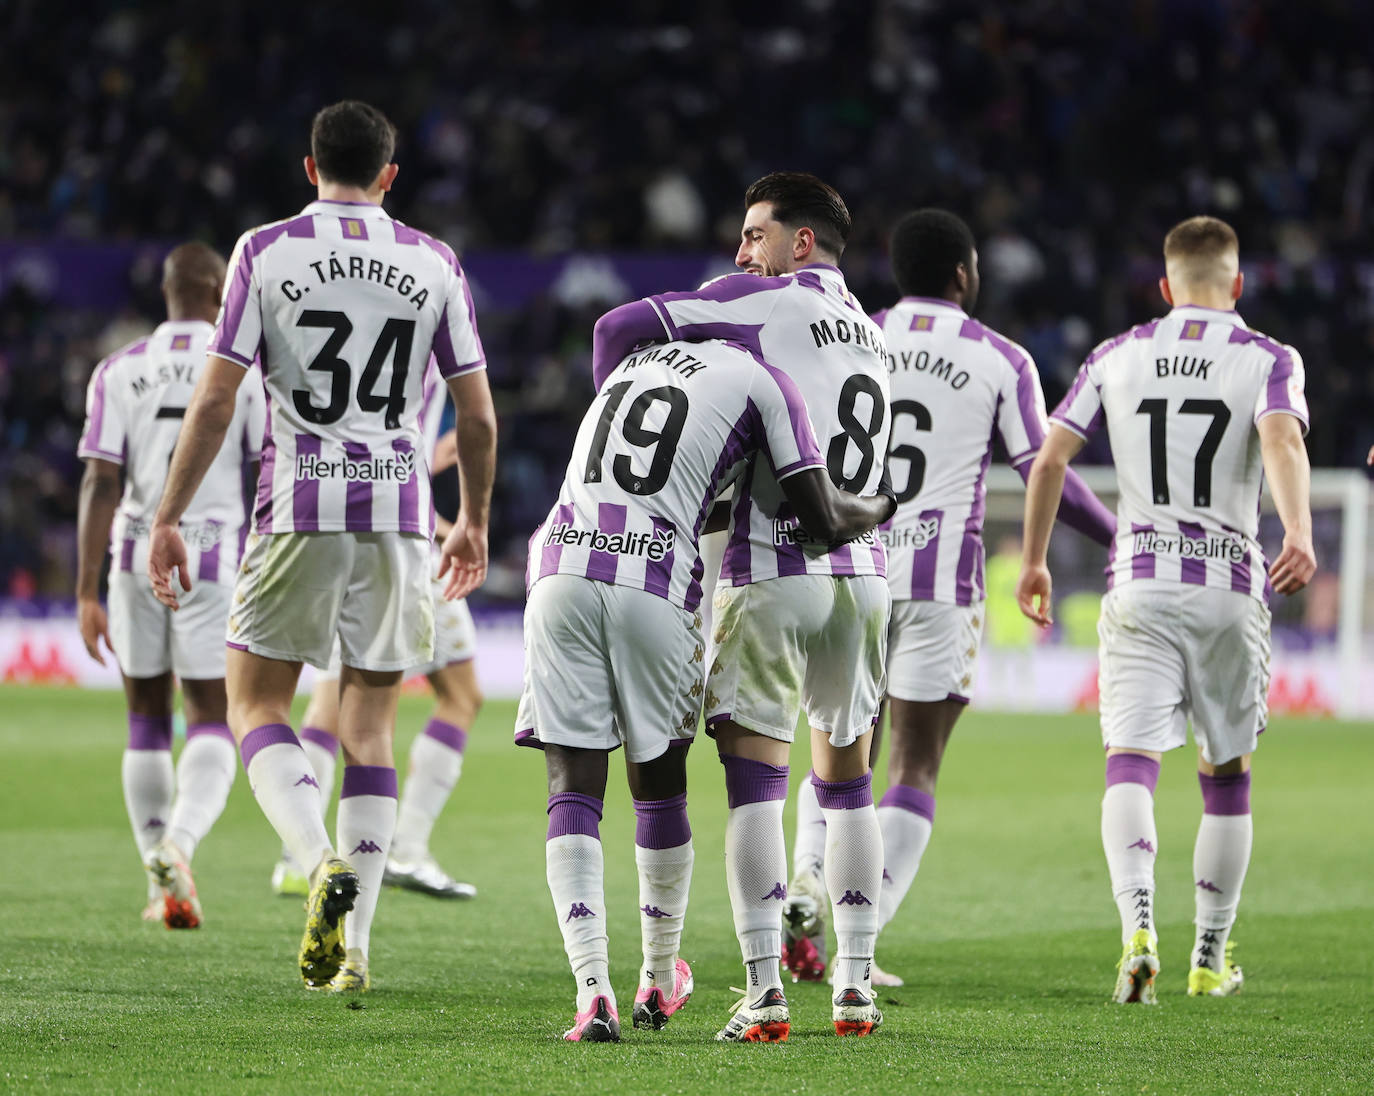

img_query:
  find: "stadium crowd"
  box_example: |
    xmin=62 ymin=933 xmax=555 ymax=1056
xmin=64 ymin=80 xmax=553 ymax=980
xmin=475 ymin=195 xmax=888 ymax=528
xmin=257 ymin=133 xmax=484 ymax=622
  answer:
xmin=3 ymin=0 xmax=1374 ymax=597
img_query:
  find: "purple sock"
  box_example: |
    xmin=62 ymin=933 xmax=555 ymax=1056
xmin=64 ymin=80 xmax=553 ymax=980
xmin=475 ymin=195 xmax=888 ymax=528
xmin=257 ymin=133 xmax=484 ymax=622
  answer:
xmin=720 ymin=755 xmax=788 ymax=807
xmin=1105 ymin=753 xmax=1160 ymax=792
xmin=128 ymin=713 xmax=172 ymax=751
xmin=1199 ymin=771 xmax=1251 ymax=815
xmin=812 ymin=771 xmax=874 ymax=810
xmin=879 ymin=783 xmax=936 ymax=823
xmin=299 ymin=725 xmax=339 ymax=756
xmin=547 ymin=792 xmax=603 ymax=839
xmin=422 ymin=718 xmax=467 ymax=754
xmin=633 ymin=792 xmax=691 ymax=849
xmin=185 ymin=722 xmax=234 ymax=745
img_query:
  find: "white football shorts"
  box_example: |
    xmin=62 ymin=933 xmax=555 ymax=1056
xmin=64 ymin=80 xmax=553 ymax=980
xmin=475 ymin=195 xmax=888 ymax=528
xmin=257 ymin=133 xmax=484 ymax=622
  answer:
xmin=228 ymin=530 xmax=434 ymax=672
xmin=886 ymin=598 xmax=984 ymax=704
xmin=108 ymin=570 xmax=231 ymax=680
xmin=705 ymin=574 xmax=889 ymax=747
xmin=515 ymin=574 xmax=704 ymax=763
xmin=1098 ymin=580 xmax=1271 ymax=765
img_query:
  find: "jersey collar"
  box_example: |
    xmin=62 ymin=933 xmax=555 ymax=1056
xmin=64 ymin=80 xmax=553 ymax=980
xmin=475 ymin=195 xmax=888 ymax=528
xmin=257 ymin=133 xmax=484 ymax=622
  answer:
xmin=898 ymin=295 xmax=967 ymax=315
xmin=1168 ymin=304 xmax=1245 ymax=325
xmin=303 ymin=199 xmax=393 ymax=220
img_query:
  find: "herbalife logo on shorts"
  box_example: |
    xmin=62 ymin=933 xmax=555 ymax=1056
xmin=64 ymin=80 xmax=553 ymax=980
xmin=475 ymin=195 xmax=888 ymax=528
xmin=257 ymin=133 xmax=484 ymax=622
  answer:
xmin=880 ymin=516 xmax=941 ymax=551
xmin=296 ymin=447 xmax=416 ymax=484
xmin=773 ymin=517 xmax=877 ymax=548
xmin=546 ymin=523 xmax=675 ymax=561
xmin=1132 ymin=529 xmax=1245 ymax=562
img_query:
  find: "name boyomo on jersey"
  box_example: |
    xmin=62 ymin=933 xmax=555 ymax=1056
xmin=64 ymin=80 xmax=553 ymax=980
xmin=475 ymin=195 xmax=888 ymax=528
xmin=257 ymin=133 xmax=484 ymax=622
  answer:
xmin=1052 ymin=305 xmax=1308 ymax=601
xmin=208 ymin=199 xmax=485 ymax=537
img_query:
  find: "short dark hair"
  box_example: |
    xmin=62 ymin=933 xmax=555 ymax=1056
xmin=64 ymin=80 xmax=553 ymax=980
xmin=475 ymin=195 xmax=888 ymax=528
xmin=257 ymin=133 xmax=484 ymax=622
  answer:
xmin=744 ymin=172 xmax=851 ymax=258
xmin=889 ymin=209 xmax=976 ymax=298
xmin=310 ymin=100 xmax=397 ymax=189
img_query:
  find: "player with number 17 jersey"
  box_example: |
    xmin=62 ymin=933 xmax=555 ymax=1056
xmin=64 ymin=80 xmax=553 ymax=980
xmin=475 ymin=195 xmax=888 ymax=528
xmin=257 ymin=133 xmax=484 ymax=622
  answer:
xmin=210 ymin=199 xmax=484 ymax=537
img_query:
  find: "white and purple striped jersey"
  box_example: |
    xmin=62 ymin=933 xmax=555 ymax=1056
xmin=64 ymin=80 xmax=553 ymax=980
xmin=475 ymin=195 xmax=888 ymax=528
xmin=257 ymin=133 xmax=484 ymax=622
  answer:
xmin=528 ymin=339 xmax=826 ymax=613
xmin=645 ymin=264 xmax=891 ymax=584
xmin=873 ymin=298 xmax=1049 ymax=607
xmin=78 ymin=320 xmax=265 ymax=585
xmin=1052 ymin=305 xmax=1308 ymax=601
xmin=208 ymin=199 xmax=485 ymax=536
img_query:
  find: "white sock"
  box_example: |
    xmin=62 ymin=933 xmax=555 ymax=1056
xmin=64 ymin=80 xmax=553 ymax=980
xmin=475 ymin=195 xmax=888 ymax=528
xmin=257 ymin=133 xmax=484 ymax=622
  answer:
xmin=166 ymin=725 xmax=236 ymax=861
xmin=1102 ymin=782 xmax=1159 ymax=943
xmin=792 ymin=773 xmax=826 ymax=878
xmin=279 ymin=726 xmax=338 ymax=867
xmin=123 ymin=713 xmax=174 ymax=861
xmin=240 ymin=724 xmax=333 ymax=874
xmin=876 ymin=785 xmax=936 ymax=931
xmin=1192 ymin=770 xmax=1253 ymax=971
xmin=635 ymin=841 xmax=694 ymax=990
xmin=724 ymin=799 xmax=787 ymax=995
xmin=336 ymin=766 xmax=398 ymax=960
xmin=392 ymin=720 xmax=466 ymax=861
xmin=547 ymin=833 xmax=612 ymax=1011
xmin=815 ymin=774 xmax=882 ymax=992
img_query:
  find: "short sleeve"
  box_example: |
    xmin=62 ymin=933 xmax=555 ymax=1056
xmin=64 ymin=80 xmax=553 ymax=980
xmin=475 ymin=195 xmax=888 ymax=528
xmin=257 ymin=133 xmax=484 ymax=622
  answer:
xmin=1051 ymin=356 xmax=1106 ymax=440
xmin=750 ymin=361 xmax=826 ymax=480
xmin=77 ymin=356 xmax=127 ymax=464
xmin=432 ymin=252 xmax=486 ymax=380
xmin=208 ymin=230 xmax=264 ymax=368
xmin=991 ymin=341 xmax=1049 ymax=465
xmin=649 ymin=273 xmax=782 ymax=355
xmin=1254 ymin=342 xmax=1309 ymax=435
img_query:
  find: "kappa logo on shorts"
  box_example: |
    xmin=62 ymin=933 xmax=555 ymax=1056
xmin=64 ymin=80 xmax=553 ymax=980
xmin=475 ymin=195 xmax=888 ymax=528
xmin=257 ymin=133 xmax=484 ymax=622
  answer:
xmin=774 ymin=516 xmax=877 ymax=548
xmin=544 ymin=522 xmax=675 ymax=561
xmin=880 ymin=516 xmax=941 ymax=551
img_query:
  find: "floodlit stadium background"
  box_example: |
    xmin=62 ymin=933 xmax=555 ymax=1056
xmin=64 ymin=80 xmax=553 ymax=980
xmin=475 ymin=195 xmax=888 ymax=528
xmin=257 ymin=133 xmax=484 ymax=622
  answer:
xmin=1 ymin=1 xmax=1371 ymax=712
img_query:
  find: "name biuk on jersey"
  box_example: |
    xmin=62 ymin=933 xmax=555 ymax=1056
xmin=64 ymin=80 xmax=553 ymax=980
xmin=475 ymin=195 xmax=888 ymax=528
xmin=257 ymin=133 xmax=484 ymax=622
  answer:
xmin=874 ymin=297 xmax=1051 ymax=607
xmin=645 ymin=264 xmax=891 ymax=584
xmin=208 ymin=199 xmax=485 ymax=537
xmin=528 ymin=339 xmax=828 ymax=613
xmin=78 ymin=319 xmax=265 ymax=584
xmin=1052 ymin=305 xmax=1308 ymax=601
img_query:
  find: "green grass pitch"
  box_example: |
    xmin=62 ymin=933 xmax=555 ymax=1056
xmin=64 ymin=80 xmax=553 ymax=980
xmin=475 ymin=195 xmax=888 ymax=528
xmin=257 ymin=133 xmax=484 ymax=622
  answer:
xmin=1 ymin=684 xmax=1370 ymax=1094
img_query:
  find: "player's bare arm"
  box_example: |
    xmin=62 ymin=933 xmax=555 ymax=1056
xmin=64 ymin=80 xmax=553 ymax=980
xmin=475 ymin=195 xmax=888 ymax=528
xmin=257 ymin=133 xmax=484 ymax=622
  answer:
xmin=1016 ymin=424 xmax=1087 ymax=627
xmin=1258 ymin=412 xmax=1316 ymax=595
xmin=148 ymin=355 xmax=246 ymax=609
xmin=439 ymin=369 xmax=497 ymax=601
xmin=75 ymin=457 xmax=121 ymax=663
xmin=781 ymin=468 xmax=895 ymax=545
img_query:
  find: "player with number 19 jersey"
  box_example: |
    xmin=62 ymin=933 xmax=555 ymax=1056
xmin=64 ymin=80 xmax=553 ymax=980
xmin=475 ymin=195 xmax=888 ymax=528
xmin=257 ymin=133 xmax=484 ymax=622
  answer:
xmin=640 ymin=266 xmax=891 ymax=583
xmin=209 ymin=199 xmax=484 ymax=537
xmin=1052 ymin=306 xmax=1308 ymax=600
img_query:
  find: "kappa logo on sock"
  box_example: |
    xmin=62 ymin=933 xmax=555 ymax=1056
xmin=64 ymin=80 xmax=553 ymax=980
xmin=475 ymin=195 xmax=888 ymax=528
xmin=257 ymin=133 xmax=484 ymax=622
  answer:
xmin=144 ymin=817 xmax=165 ymax=830
xmin=760 ymin=882 xmax=787 ymax=902
xmin=640 ymin=904 xmax=672 ymax=919
xmin=1196 ymin=878 xmax=1224 ymax=893
xmin=295 ymin=773 xmax=320 ymax=789
xmin=351 ymin=839 xmax=384 ymax=855
xmin=565 ymin=902 xmax=596 ymax=922
xmin=838 ymin=889 xmax=872 ymax=907
xmin=882 ymin=869 xmax=893 ymax=883
xmin=1127 ymin=838 xmax=1155 ymax=853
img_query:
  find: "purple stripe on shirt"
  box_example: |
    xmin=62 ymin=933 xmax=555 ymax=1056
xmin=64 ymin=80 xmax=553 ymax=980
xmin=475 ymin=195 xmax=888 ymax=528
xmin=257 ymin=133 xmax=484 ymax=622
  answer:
xmin=1231 ymin=543 xmax=1253 ymax=595
xmin=954 ymin=448 xmax=992 ymax=605
xmin=774 ymin=507 xmax=808 ymax=577
xmin=341 ymin=764 xmax=398 ymax=799
xmin=684 ymin=552 xmax=707 ymax=613
xmin=958 ymin=317 xmax=983 ymax=341
xmin=214 ymin=218 xmax=310 ymax=356
xmin=1261 ymin=340 xmax=1305 ymax=421
xmin=119 ymin=537 xmax=136 ymax=573
xmin=81 ymin=360 xmax=113 ymax=455
xmin=393 ymin=438 xmax=421 ymax=532
xmin=293 ymin=434 xmax=322 ymax=531
xmin=1178 ymin=520 xmax=1208 ymax=586
xmin=538 ymin=502 xmax=575 ymax=581
xmin=721 ymin=474 xmax=755 ymax=584
xmin=644 ymin=516 xmax=675 ymax=599
xmin=393 ymin=222 xmax=423 ymax=246
xmin=197 ymin=527 xmax=222 ymax=583
xmin=586 ymin=502 xmax=627 ymax=583
xmin=343 ymin=441 xmax=372 ymax=531
xmin=909 ymin=509 xmax=943 ymax=599
xmin=1130 ymin=522 xmax=1156 ymax=580
xmin=673 ymin=321 xmax=766 ymax=361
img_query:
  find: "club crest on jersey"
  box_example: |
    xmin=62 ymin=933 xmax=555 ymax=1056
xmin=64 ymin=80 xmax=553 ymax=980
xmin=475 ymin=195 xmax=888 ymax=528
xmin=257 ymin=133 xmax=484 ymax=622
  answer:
xmin=773 ymin=517 xmax=878 ymax=548
xmin=545 ymin=522 xmax=675 ymax=562
xmin=880 ymin=515 xmax=941 ymax=551
xmin=296 ymin=447 xmax=416 ymax=484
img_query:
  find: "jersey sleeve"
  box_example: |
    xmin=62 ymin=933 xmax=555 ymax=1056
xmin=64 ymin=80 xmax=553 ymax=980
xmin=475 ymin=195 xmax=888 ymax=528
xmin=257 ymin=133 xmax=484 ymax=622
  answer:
xmin=432 ymin=249 xmax=486 ymax=380
xmin=750 ymin=361 xmax=826 ymax=480
xmin=208 ymin=229 xmax=264 ymax=368
xmin=76 ymin=356 xmax=126 ymax=464
xmin=1255 ymin=342 xmax=1309 ymax=435
xmin=991 ymin=340 xmax=1049 ymax=466
xmin=1050 ymin=352 xmax=1107 ymax=440
xmin=648 ymin=274 xmax=783 ymax=354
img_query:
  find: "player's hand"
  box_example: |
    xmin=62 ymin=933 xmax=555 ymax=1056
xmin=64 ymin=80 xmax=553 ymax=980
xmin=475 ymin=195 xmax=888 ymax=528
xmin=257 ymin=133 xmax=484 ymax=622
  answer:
xmin=148 ymin=522 xmax=192 ymax=610
xmin=1268 ymin=533 xmax=1316 ymax=596
xmin=437 ymin=515 xmax=488 ymax=601
xmin=77 ymin=597 xmax=113 ymax=665
xmin=1367 ymin=445 xmax=1374 ymax=467
xmin=1016 ymin=562 xmax=1054 ymax=627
